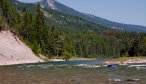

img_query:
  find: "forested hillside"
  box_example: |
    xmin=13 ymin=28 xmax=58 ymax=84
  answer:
xmin=38 ymin=0 xmax=146 ymax=32
xmin=1 ymin=0 xmax=146 ymax=59
xmin=12 ymin=0 xmax=111 ymax=32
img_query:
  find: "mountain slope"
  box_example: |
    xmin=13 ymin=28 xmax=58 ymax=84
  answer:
xmin=12 ymin=0 xmax=111 ymax=32
xmin=39 ymin=0 xmax=146 ymax=32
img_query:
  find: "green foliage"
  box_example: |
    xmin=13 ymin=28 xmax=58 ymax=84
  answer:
xmin=2 ymin=0 xmax=146 ymax=59
xmin=49 ymin=25 xmax=64 ymax=56
xmin=0 ymin=17 xmax=7 ymax=29
xmin=128 ymin=39 xmax=140 ymax=56
xmin=1 ymin=0 xmax=10 ymax=17
xmin=16 ymin=3 xmax=64 ymax=57
xmin=140 ymin=36 xmax=146 ymax=56
xmin=61 ymin=51 xmax=72 ymax=61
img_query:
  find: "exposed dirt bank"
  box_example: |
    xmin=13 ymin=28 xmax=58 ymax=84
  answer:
xmin=0 ymin=30 xmax=44 ymax=65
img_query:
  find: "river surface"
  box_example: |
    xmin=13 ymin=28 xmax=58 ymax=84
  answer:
xmin=0 ymin=60 xmax=146 ymax=84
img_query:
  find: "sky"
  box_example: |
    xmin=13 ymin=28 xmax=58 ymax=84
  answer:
xmin=19 ymin=0 xmax=146 ymax=26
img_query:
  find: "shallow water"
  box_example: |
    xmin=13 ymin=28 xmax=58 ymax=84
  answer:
xmin=0 ymin=60 xmax=146 ymax=84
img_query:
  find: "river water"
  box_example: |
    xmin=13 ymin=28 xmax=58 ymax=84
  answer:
xmin=0 ymin=60 xmax=146 ymax=84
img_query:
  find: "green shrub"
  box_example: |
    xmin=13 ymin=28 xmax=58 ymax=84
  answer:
xmin=61 ymin=51 xmax=72 ymax=61
xmin=0 ymin=16 xmax=6 ymax=29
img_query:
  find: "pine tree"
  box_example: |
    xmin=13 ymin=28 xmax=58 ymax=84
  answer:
xmin=0 ymin=0 xmax=2 ymax=16
xmin=19 ymin=8 xmax=32 ymax=39
xmin=128 ymin=39 xmax=140 ymax=56
xmin=34 ymin=3 xmax=45 ymax=48
xmin=1 ymin=0 xmax=10 ymax=17
xmin=49 ymin=25 xmax=64 ymax=57
xmin=141 ymin=36 xmax=146 ymax=56
xmin=32 ymin=3 xmax=50 ymax=55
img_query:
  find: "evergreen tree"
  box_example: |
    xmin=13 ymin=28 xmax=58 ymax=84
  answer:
xmin=49 ymin=25 xmax=64 ymax=57
xmin=34 ymin=3 xmax=45 ymax=48
xmin=0 ymin=0 xmax=2 ymax=16
xmin=20 ymin=8 xmax=32 ymax=40
xmin=128 ymin=39 xmax=140 ymax=56
xmin=1 ymin=0 xmax=10 ymax=17
xmin=141 ymin=36 xmax=146 ymax=56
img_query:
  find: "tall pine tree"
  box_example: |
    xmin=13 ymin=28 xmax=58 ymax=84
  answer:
xmin=49 ymin=25 xmax=64 ymax=57
xmin=34 ymin=3 xmax=45 ymax=48
xmin=1 ymin=0 xmax=9 ymax=17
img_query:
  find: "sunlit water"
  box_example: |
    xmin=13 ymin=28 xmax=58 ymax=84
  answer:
xmin=0 ymin=60 xmax=146 ymax=84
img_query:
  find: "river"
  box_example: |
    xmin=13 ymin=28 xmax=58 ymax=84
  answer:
xmin=0 ymin=60 xmax=146 ymax=84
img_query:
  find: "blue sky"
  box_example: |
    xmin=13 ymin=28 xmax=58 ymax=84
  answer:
xmin=19 ymin=0 xmax=146 ymax=26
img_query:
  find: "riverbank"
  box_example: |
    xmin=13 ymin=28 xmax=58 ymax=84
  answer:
xmin=70 ymin=57 xmax=97 ymax=60
xmin=39 ymin=54 xmax=97 ymax=62
xmin=105 ymin=57 xmax=146 ymax=64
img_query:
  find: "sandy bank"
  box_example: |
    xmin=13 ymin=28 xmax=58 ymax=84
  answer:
xmin=105 ymin=57 xmax=146 ymax=64
xmin=0 ymin=30 xmax=44 ymax=65
xmin=70 ymin=58 xmax=97 ymax=61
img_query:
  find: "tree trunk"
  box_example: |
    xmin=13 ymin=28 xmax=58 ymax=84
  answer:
xmin=57 ymin=52 xmax=59 ymax=57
